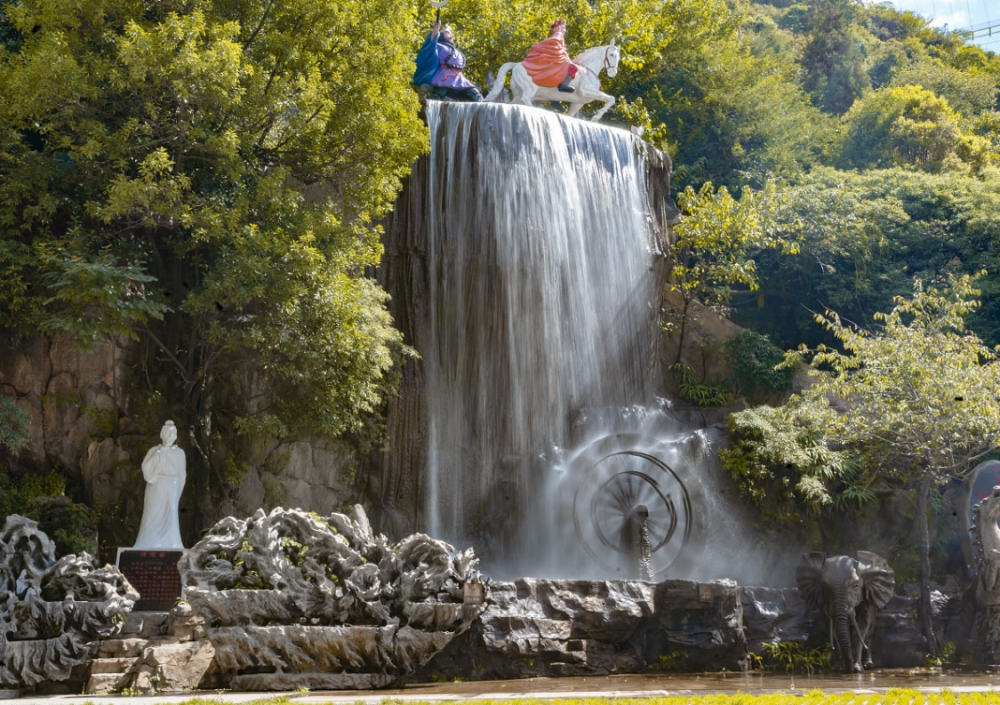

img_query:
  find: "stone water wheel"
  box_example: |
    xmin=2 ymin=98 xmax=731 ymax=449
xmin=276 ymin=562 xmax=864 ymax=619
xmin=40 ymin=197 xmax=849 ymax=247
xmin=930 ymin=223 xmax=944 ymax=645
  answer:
xmin=572 ymin=450 xmax=692 ymax=579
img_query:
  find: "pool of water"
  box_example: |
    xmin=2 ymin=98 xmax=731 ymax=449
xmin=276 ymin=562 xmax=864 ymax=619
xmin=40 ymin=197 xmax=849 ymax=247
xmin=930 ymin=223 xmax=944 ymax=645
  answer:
xmin=8 ymin=669 xmax=1000 ymax=704
xmin=385 ymin=669 xmax=1000 ymax=698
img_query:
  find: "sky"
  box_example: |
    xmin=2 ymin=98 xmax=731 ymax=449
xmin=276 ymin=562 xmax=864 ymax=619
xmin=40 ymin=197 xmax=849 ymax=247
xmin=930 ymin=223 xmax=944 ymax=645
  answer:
xmin=884 ymin=1 xmax=1000 ymax=51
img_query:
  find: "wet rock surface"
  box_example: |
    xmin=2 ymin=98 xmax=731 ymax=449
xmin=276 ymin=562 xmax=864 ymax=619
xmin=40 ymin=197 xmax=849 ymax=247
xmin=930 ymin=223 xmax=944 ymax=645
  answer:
xmin=740 ymin=586 xmax=814 ymax=652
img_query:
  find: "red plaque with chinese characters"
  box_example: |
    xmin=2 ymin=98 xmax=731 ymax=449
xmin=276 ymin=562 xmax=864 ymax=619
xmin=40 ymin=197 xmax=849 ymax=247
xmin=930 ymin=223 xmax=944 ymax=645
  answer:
xmin=116 ymin=549 xmax=183 ymax=611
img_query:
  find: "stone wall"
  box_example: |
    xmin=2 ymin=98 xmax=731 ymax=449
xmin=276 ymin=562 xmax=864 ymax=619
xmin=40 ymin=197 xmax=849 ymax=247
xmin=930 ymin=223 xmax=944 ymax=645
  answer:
xmin=1 ymin=335 xmax=127 ymax=476
xmin=424 ymin=578 xmax=748 ymax=679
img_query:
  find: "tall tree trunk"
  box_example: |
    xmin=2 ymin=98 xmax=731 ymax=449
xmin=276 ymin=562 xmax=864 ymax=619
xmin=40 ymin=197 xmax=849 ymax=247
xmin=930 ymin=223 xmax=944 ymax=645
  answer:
xmin=918 ymin=473 xmax=939 ymax=656
xmin=673 ymin=295 xmax=691 ymax=365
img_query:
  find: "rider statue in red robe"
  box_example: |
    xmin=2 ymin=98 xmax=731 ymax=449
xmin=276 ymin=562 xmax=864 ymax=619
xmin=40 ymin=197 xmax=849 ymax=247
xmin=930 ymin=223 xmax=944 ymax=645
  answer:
xmin=413 ymin=21 xmax=483 ymax=102
xmin=522 ymin=19 xmax=578 ymax=93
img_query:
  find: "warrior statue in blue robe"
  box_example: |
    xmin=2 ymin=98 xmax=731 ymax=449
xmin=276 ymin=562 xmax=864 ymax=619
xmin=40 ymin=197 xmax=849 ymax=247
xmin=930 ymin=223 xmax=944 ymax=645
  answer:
xmin=414 ymin=21 xmax=483 ymax=102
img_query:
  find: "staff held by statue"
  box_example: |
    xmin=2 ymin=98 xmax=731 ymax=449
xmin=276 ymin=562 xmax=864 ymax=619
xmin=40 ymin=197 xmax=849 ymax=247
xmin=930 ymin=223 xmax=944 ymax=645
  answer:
xmin=430 ymin=0 xmax=448 ymax=23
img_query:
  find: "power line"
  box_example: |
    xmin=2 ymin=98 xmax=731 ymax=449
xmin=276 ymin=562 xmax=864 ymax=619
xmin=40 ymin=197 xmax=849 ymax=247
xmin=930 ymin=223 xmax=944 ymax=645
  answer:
xmin=954 ymin=18 xmax=1000 ymax=48
xmin=966 ymin=19 xmax=1000 ymax=35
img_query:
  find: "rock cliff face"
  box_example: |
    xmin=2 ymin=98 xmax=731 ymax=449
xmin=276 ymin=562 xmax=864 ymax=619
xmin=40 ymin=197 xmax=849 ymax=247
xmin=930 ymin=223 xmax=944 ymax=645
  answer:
xmin=0 ymin=335 xmax=129 ymax=490
xmin=0 ymin=335 xmax=360 ymax=553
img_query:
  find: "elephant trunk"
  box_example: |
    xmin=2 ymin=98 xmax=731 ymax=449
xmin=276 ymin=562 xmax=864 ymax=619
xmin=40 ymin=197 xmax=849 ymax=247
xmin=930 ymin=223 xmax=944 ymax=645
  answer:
xmin=835 ymin=597 xmax=859 ymax=672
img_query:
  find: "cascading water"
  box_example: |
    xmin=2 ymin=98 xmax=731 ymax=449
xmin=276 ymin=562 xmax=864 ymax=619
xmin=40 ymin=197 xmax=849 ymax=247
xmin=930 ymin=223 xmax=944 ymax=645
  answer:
xmin=422 ymin=100 xmax=658 ymax=553
xmin=380 ymin=101 xmax=797 ymax=586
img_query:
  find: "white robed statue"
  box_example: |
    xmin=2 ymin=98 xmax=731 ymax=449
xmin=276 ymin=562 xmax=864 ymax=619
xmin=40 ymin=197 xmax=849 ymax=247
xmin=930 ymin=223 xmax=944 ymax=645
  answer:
xmin=133 ymin=420 xmax=186 ymax=549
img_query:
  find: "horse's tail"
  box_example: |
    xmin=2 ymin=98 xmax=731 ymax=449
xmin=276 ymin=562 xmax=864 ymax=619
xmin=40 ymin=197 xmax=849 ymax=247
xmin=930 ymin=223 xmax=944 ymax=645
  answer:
xmin=484 ymin=62 xmax=517 ymax=101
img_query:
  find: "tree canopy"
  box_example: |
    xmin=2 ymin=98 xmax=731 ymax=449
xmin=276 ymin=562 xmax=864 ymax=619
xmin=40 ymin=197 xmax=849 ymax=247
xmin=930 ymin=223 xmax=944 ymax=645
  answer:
xmin=0 ymin=0 xmax=425 ymax=522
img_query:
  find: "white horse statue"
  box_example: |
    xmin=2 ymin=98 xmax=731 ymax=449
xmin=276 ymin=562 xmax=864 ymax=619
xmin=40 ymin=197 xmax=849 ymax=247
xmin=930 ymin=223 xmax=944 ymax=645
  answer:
xmin=484 ymin=40 xmax=621 ymax=121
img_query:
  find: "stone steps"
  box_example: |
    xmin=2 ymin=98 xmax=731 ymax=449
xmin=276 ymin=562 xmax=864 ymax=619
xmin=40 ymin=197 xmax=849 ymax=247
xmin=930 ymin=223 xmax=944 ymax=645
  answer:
xmin=88 ymin=657 xmax=138 ymax=674
xmin=97 ymin=638 xmax=149 ymax=658
xmin=84 ymin=609 xmax=206 ymax=695
xmin=85 ymin=658 xmax=137 ymax=694
xmin=120 ymin=611 xmax=170 ymax=639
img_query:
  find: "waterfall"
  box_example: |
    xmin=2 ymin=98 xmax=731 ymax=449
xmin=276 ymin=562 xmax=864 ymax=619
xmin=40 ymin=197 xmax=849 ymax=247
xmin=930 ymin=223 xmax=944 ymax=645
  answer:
xmin=421 ymin=101 xmax=658 ymax=549
xmin=380 ymin=101 xmax=797 ymax=585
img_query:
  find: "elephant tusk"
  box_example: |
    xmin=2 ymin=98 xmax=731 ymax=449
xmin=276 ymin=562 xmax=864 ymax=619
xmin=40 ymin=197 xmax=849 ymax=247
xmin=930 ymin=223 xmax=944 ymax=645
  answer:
xmin=850 ymin=612 xmax=869 ymax=654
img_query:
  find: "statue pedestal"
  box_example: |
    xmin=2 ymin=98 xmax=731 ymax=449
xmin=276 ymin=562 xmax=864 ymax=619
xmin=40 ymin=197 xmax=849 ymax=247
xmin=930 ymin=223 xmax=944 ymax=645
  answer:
xmin=116 ymin=548 xmax=184 ymax=611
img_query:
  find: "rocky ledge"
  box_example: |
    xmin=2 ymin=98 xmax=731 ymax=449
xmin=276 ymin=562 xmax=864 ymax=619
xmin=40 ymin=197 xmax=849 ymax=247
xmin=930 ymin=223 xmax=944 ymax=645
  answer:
xmin=1 ymin=507 xmax=955 ymax=695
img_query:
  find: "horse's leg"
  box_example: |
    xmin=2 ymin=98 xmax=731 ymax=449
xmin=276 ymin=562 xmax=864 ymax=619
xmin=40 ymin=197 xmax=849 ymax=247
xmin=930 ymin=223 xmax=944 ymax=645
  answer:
xmin=521 ymin=85 xmax=537 ymax=106
xmin=590 ymin=91 xmax=616 ymax=121
xmin=565 ymin=100 xmax=583 ymax=118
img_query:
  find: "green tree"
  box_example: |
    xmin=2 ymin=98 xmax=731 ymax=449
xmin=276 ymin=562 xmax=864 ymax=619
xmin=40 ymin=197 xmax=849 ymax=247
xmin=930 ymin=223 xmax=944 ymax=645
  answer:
xmin=726 ymin=329 xmax=794 ymax=401
xmin=722 ymin=400 xmax=853 ymax=520
xmin=782 ymin=274 xmax=1000 ymax=654
xmin=799 ymin=0 xmax=870 ymax=114
xmin=732 ymin=166 xmax=1000 ymax=350
xmin=664 ymin=181 xmax=796 ymax=363
xmin=890 ymin=57 xmax=999 ymax=117
xmin=0 ymin=0 xmax=424 ymax=521
xmin=616 ymin=1 xmax=828 ymax=191
xmin=835 ymin=84 xmax=990 ymax=172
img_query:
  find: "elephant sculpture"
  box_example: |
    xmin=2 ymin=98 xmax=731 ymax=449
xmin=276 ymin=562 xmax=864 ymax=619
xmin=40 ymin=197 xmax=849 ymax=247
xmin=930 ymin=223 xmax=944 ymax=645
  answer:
xmin=795 ymin=550 xmax=895 ymax=672
xmin=972 ymin=486 xmax=1000 ymax=661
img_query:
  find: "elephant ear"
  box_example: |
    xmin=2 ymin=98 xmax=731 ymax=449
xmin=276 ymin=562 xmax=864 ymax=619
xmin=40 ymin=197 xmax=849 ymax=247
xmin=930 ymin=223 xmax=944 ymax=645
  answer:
xmin=856 ymin=550 xmax=895 ymax=608
xmin=795 ymin=551 xmax=827 ymax=610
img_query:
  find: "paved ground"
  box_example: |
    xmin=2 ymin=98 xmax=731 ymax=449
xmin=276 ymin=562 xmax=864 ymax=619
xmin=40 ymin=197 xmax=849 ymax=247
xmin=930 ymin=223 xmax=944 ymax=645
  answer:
xmin=6 ymin=671 xmax=1000 ymax=705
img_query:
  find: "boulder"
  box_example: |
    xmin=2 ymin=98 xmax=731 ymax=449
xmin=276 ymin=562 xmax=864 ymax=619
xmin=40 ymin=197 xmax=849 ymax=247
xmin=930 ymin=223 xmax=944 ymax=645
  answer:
xmin=130 ymin=641 xmax=215 ymax=692
xmin=740 ymin=586 xmax=814 ymax=651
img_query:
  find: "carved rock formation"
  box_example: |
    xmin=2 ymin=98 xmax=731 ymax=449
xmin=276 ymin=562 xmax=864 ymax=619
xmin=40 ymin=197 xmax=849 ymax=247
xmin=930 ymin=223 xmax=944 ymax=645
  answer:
xmin=179 ymin=505 xmax=486 ymax=690
xmin=0 ymin=514 xmax=137 ymax=688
